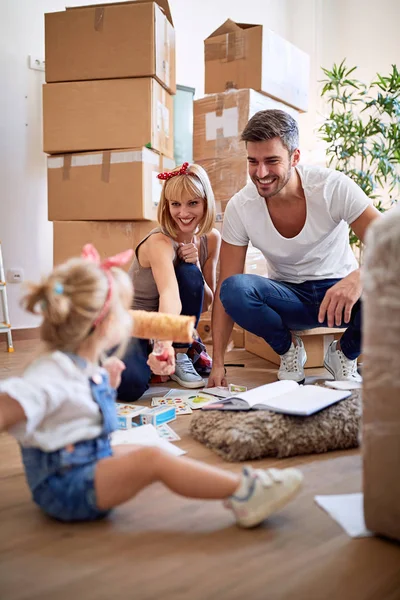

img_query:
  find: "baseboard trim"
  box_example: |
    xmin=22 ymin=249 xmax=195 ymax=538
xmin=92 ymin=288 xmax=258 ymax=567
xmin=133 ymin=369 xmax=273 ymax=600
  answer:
xmin=8 ymin=328 xmax=41 ymax=341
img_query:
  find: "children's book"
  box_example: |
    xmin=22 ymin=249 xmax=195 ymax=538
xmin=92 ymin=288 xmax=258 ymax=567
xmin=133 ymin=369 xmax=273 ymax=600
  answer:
xmin=201 ymin=380 xmax=352 ymax=417
xmin=151 ymin=396 xmax=193 ymax=415
xmin=163 ymin=389 xmax=216 ymax=410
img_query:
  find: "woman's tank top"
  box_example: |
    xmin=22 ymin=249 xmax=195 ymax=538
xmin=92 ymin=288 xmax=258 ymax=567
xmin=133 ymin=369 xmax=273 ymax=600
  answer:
xmin=129 ymin=227 xmax=208 ymax=312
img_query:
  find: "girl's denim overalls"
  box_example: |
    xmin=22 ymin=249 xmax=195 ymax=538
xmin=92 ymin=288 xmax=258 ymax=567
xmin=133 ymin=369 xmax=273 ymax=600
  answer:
xmin=20 ymin=355 xmax=118 ymax=522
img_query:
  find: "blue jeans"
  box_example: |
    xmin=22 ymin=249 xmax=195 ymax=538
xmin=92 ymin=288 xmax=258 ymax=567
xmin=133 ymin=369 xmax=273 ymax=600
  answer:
xmin=220 ymin=275 xmax=361 ymax=361
xmin=117 ymin=261 xmax=205 ymax=402
xmin=21 ymin=354 xmax=116 ymax=522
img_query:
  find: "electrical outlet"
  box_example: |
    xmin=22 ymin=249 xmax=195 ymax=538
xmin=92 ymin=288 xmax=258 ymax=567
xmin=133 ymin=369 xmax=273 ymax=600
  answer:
xmin=7 ymin=268 xmax=24 ymax=283
xmin=29 ymin=55 xmax=45 ymax=72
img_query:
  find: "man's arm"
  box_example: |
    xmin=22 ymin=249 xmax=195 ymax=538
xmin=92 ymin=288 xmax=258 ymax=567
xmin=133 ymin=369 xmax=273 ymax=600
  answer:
xmin=318 ymin=205 xmax=381 ymax=327
xmin=208 ymin=241 xmax=247 ymax=387
xmin=350 ymin=204 xmax=382 ymax=243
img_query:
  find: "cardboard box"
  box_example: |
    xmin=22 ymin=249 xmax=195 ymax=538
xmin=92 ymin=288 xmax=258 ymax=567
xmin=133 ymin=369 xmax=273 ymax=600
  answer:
xmin=363 ymin=397 xmax=400 ymax=541
xmin=197 ymin=155 xmax=249 ymax=205
xmin=193 ymin=89 xmax=299 ymax=162
xmin=204 ymin=19 xmax=310 ymax=112
xmin=197 ymin=311 xmax=244 ymax=348
xmin=53 ymin=220 xmax=158 ymax=268
xmin=139 ymin=405 xmax=176 ymax=426
xmin=45 ymin=1 xmax=175 ymax=95
xmin=48 ymin=147 xmax=164 ymax=221
xmin=362 ymin=207 xmax=400 ymax=541
xmin=245 ymin=244 xmax=268 ymax=278
xmin=43 ymin=78 xmax=174 ymax=157
xmin=245 ymin=328 xmax=345 ymax=368
xmin=117 ymin=404 xmax=148 ymax=429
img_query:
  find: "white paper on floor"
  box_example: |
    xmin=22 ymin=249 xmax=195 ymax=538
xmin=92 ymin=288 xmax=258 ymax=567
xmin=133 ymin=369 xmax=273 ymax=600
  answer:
xmin=111 ymin=424 xmax=186 ymax=456
xmin=314 ymin=493 xmax=373 ymax=538
xmin=141 ymin=386 xmax=170 ymax=398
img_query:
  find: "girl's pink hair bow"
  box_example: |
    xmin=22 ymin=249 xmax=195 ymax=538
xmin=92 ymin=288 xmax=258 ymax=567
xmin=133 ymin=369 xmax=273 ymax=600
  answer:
xmin=81 ymin=244 xmax=133 ymax=328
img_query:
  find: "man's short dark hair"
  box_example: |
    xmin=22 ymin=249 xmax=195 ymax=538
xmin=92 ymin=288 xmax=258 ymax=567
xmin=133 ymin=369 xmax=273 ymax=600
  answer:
xmin=241 ymin=109 xmax=299 ymax=154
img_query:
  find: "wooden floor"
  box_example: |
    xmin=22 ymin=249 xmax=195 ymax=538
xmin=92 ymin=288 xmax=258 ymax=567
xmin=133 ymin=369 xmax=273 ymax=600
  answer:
xmin=1 ymin=339 xmax=399 ymax=600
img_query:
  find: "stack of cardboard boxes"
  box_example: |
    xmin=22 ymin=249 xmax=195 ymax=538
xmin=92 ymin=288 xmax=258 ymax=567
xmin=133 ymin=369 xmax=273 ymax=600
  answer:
xmin=196 ymin=20 xmax=312 ymax=352
xmin=43 ymin=0 xmax=176 ymax=266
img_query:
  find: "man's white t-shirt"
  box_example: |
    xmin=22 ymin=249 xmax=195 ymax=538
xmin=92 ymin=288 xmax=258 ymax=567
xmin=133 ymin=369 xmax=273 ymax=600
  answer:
xmin=222 ymin=164 xmax=371 ymax=284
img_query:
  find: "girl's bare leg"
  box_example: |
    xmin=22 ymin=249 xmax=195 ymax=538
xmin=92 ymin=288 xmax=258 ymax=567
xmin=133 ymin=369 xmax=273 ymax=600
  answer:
xmin=95 ymin=444 xmax=240 ymax=510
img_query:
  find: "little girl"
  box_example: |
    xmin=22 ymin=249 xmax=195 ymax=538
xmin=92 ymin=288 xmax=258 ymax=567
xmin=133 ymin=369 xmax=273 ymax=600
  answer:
xmin=0 ymin=245 xmax=302 ymax=527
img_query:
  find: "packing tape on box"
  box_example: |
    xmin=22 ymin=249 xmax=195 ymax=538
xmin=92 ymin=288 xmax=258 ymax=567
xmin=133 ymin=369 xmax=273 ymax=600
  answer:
xmin=94 ymin=7 xmax=105 ymax=31
xmin=62 ymin=154 xmax=72 ymax=181
xmin=205 ymin=107 xmax=239 ymax=140
xmin=205 ymin=32 xmax=245 ymax=62
xmin=48 ymin=150 xmax=160 ymax=171
xmin=215 ymin=94 xmax=224 ymax=117
xmin=101 ymin=150 xmax=111 ymax=183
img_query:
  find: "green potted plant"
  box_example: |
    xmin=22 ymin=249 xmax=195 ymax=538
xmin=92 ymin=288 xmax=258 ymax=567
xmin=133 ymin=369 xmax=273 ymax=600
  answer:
xmin=318 ymin=60 xmax=400 ymax=256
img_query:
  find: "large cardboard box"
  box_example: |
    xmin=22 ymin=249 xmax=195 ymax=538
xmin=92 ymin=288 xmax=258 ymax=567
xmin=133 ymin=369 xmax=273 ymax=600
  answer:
xmin=193 ymin=89 xmax=299 ymax=162
xmin=53 ymin=221 xmax=157 ymax=268
xmin=45 ymin=1 xmax=176 ymax=95
xmin=197 ymin=311 xmax=244 ymax=348
xmin=362 ymin=208 xmax=400 ymax=542
xmin=245 ymin=328 xmax=345 ymax=369
xmin=197 ymin=155 xmax=248 ymax=207
xmin=43 ymin=78 xmax=173 ymax=157
xmin=363 ymin=392 xmax=400 ymax=541
xmin=48 ymin=147 xmax=164 ymax=222
xmin=204 ymin=20 xmax=310 ymax=112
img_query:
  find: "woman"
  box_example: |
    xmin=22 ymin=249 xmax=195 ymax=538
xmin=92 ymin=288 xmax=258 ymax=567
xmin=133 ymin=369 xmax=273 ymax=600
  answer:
xmin=117 ymin=162 xmax=221 ymax=401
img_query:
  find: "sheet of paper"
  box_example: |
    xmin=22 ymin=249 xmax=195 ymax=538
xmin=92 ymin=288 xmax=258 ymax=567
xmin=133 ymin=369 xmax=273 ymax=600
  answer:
xmin=111 ymin=424 xmax=186 ymax=456
xmin=141 ymin=386 xmax=170 ymax=398
xmin=314 ymin=493 xmax=373 ymax=538
xmin=324 ymin=380 xmax=362 ymax=390
xmin=203 ymin=386 xmax=233 ymax=398
xmin=254 ymin=385 xmax=351 ymax=415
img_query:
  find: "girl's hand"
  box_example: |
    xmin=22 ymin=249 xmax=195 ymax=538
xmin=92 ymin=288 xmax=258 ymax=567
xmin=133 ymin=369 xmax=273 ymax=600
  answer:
xmin=177 ymin=242 xmax=199 ymax=265
xmin=147 ymin=342 xmax=175 ymax=376
xmin=102 ymin=357 xmax=126 ymax=389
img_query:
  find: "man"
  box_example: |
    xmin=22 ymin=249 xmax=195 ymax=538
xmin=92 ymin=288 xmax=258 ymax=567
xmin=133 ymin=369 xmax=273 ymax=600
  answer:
xmin=208 ymin=109 xmax=381 ymax=386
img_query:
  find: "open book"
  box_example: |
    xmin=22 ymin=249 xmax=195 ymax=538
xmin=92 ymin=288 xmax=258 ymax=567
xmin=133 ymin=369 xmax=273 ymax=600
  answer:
xmin=201 ymin=380 xmax=352 ymax=416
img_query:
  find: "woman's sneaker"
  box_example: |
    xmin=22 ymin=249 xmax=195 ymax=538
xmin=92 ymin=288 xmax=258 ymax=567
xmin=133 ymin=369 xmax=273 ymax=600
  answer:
xmin=277 ymin=335 xmax=307 ymax=383
xmin=224 ymin=466 xmax=303 ymax=528
xmin=170 ymin=353 xmax=206 ymax=388
xmin=324 ymin=341 xmax=362 ymax=382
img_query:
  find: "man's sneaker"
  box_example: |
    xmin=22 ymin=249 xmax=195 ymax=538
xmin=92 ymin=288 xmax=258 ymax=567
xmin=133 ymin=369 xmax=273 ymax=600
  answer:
xmin=170 ymin=353 xmax=206 ymax=388
xmin=224 ymin=466 xmax=303 ymax=528
xmin=324 ymin=341 xmax=362 ymax=382
xmin=277 ymin=335 xmax=307 ymax=383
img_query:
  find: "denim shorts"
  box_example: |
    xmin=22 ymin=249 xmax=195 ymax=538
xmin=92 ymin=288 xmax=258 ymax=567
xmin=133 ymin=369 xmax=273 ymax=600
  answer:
xmin=22 ymin=436 xmax=113 ymax=522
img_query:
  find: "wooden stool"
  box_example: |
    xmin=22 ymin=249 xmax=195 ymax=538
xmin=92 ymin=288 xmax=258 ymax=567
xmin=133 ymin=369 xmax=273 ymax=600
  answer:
xmin=245 ymin=327 xmax=346 ymax=368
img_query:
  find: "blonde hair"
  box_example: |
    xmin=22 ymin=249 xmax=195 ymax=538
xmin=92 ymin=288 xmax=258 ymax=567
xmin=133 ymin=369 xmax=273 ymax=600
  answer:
xmin=157 ymin=163 xmax=216 ymax=238
xmin=22 ymin=258 xmax=133 ymax=356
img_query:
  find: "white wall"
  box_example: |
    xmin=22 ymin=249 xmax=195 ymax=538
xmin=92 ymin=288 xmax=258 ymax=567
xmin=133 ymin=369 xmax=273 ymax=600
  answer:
xmin=1 ymin=0 xmax=398 ymax=329
xmin=285 ymin=0 xmax=400 ymax=163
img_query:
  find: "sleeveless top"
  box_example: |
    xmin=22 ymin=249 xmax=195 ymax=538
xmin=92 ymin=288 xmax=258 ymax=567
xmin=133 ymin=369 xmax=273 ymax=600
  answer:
xmin=130 ymin=227 xmax=209 ymax=312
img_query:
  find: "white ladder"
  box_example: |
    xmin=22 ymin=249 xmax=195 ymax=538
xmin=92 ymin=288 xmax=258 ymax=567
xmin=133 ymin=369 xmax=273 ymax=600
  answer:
xmin=0 ymin=242 xmax=14 ymax=352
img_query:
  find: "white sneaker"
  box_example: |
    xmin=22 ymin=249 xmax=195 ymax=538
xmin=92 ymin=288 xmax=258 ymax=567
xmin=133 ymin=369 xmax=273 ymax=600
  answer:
xmin=277 ymin=336 xmax=307 ymax=383
xmin=170 ymin=353 xmax=205 ymax=389
xmin=224 ymin=466 xmax=303 ymax=528
xmin=324 ymin=341 xmax=362 ymax=382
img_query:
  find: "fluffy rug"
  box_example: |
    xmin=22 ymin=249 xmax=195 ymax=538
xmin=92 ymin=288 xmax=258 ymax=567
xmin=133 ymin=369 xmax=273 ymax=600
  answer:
xmin=190 ymin=390 xmax=362 ymax=462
